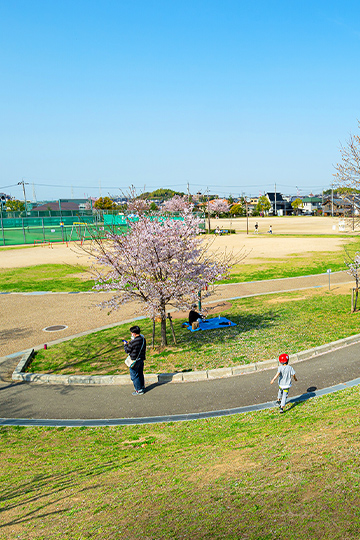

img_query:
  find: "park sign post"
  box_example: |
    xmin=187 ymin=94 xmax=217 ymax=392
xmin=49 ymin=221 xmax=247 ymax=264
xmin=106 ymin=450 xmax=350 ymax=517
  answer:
xmin=327 ymin=268 xmax=331 ymax=290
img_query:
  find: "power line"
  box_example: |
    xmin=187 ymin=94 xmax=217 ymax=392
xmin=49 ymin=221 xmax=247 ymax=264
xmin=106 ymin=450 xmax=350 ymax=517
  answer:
xmin=0 ymin=184 xmax=20 ymax=190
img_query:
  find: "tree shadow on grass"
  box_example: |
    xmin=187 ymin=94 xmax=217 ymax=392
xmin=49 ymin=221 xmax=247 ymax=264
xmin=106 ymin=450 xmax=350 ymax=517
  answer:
xmin=31 ymin=343 xmax=124 ymax=374
xmin=0 ymin=457 xmax=136 ymax=530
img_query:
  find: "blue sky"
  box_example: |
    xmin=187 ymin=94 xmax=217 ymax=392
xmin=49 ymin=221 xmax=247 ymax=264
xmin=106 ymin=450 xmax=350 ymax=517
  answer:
xmin=1 ymin=0 xmax=360 ymax=201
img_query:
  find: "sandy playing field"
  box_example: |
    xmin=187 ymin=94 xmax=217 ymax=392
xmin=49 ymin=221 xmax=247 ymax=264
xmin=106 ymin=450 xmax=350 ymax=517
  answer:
xmin=0 ymin=216 xmax=354 ymax=269
xmin=213 ymin=215 xmax=348 ymax=235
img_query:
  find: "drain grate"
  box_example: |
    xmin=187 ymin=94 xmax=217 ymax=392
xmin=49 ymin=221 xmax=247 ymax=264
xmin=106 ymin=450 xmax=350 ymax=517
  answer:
xmin=43 ymin=325 xmax=68 ymax=332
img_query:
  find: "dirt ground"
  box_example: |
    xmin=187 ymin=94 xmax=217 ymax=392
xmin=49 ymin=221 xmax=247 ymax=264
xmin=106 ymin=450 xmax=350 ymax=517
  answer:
xmin=0 ymin=217 xmax=352 ymax=269
xmin=213 ymin=215 xmax=347 ymax=235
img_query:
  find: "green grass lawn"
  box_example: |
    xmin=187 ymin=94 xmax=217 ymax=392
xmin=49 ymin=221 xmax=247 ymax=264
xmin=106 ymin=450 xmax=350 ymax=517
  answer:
xmin=29 ymin=288 xmax=360 ymax=375
xmin=0 ymin=264 xmax=94 ymax=292
xmin=1 ymin=386 xmax=359 ymax=539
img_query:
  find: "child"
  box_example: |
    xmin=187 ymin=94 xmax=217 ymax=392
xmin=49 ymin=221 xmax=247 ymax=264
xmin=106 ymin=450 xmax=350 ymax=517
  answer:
xmin=270 ymin=353 xmax=298 ymax=413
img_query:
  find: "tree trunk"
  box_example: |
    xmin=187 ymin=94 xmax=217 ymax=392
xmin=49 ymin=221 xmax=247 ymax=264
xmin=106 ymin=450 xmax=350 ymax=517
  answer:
xmin=160 ymin=309 xmax=167 ymax=346
xmin=152 ymin=318 xmax=156 ymax=349
xmin=352 ymin=287 xmax=359 ymax=312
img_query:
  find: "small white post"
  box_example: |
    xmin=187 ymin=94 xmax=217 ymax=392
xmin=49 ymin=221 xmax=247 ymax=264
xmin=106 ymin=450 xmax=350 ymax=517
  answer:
xmin=327 ymin=269 xmax=331 ymax=290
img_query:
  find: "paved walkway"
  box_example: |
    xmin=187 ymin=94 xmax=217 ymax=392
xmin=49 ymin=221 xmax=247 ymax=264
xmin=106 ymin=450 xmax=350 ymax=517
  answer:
xmin=0 ymin=271 xmax=359 ymax=426
xmin=0 ymin=341 xmax=359 ymax=426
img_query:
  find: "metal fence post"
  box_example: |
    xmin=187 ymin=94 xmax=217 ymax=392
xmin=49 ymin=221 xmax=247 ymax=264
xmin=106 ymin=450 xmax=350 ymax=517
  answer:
xmin=0 ymin=215 xmax=5 ymax=246
xmin=22 ymin=219 xmax=26 ymax=243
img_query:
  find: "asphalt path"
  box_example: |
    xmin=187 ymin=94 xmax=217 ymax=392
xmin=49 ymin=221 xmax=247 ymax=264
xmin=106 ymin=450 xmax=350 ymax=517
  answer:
xmin=0 ymin=340 xmax=359 ymax=426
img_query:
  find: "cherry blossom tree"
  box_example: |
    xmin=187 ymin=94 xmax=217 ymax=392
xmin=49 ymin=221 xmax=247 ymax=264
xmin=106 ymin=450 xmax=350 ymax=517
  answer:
xmin=209 ymin=199 xmax=230 ymax=217
xmin=123 ymin=185 xmax=151 ymax=216
xmin=162 ymin=195 xmax=193 ymax=213
xmin=90 ymin=211 xmax=234 ymax=346
xmin=126 ymin=197 xmax=150 ymax=215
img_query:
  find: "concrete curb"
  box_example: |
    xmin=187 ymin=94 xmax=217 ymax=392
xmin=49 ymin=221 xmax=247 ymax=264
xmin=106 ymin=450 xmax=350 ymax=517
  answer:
xmin=12 ymin=332 xmax=360 ymax=386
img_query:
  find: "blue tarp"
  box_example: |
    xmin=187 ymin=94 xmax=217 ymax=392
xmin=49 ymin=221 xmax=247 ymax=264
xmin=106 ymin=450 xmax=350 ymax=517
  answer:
xmin=185 ymin=316 xmax=236 ymax=332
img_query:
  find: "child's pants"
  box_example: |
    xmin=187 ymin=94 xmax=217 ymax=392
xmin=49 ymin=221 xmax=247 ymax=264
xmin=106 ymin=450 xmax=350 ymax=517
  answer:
xmin=278 ymin=386 xmax=290 ymax=408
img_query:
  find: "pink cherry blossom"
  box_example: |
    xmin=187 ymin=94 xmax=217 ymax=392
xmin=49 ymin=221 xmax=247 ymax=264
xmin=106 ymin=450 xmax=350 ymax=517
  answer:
xmin=163 ymin=195 xmax=193 ymax=213
xmin=91 ymin=211 xmax=231 ymax=345
xmin=209 ymin=199 xmax=230 ymax=216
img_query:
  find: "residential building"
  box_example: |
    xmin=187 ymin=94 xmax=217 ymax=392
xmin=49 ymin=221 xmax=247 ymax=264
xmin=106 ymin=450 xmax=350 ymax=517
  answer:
xmin=300 ymin=196 xmax=322 ymax=215
xmin=265 ymin=192 xmax=293 ymax=215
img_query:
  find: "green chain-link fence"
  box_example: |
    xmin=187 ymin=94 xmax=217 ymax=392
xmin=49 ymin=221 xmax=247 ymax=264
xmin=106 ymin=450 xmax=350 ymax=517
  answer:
xmin=0 ymin=211 xmax=206 ymax=246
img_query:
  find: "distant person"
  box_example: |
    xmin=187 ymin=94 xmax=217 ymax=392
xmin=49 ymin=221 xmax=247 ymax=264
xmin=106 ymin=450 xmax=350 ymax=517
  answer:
xmin=270 ymin=353 xmax=298 ymax=413
xmin=188 ymin=305 xmax=203 ymax=329
xmin=254 ymin=222 xmax=259 ymax=234
xmin=215 ymin=226 xmax=221 ymax=235
xmin=123 ymin=325 xmax=146 ymax=396
xmin=268 ymin=225 xmax=272 ymax=234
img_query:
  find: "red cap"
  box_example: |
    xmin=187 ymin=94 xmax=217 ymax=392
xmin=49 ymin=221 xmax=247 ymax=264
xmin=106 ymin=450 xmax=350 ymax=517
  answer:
xmin=279 ymin=353 xmax=289 ymax=364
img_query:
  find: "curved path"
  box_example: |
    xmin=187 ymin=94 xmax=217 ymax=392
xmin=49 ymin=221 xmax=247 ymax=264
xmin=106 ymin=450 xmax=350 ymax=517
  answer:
xmin=0 ymin=272 xmax=359 ymax=426
xmin=0 ymin=341 xmax=360 ymax=426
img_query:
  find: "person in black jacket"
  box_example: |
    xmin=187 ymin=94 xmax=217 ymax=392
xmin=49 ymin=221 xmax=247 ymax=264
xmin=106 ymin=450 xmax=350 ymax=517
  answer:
xmin=188 ymin=305 xmax=203 ymax=326
xmin=123 ymin=325 xmax=146 ymax=395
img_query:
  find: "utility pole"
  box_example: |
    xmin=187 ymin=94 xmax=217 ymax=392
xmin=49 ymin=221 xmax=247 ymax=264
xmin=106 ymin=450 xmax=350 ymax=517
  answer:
xmin=206 ymin=187 xmax=211 ymax=233
xmin=187 ymin=182 xmax=190 ymax=203
xmin=245 ymin=198 xmax=249 ymax=234
xmin=274 ymin=183 xmax=277 ymax=216
xmin=18 ymin=179 xmax=29 ymax=214
xmin=353 ymin=195 xmax=355 ymax=231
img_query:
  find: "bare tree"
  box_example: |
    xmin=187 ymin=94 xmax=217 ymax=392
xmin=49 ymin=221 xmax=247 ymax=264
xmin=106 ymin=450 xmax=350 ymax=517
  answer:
xmin=334 ymin=121 xmax=360 ymax=188
xmin=334 ymin=122 xmax=360 ymax=229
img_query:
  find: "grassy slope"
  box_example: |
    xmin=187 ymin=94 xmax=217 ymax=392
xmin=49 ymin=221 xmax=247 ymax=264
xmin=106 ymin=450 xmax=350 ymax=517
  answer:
xmin=0 ymin=387 xmax=359 ymax=539
xmin=30 ymin=288 xmax=360 ymax=375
